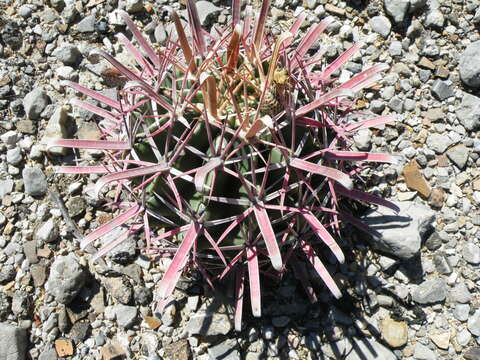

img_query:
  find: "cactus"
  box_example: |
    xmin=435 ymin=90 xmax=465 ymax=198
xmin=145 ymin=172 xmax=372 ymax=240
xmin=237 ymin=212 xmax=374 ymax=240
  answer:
xmin=49 ymin=0 xmax=401 ymax=330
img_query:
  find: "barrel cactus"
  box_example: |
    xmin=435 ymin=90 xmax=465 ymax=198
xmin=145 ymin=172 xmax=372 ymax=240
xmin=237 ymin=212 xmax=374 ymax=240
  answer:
xmin=49 ymin=0 xmax=400 ymax=329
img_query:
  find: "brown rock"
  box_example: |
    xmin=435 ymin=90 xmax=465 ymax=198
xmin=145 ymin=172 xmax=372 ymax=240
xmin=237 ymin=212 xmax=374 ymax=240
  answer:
xmin=163 ymin=339 xmax=191 ymax=360
xmin=429 ymin=188 xmax=445 ymax=209
xmin=418 ymin=57 xmax=436 ymax=70
xmin=380 ymin=318 xmax=408 ymax=348
xmin=144 ymin=316 xmax=162 ymax=330
xmin=424 ymin=108 xmax=444 ymax=122
xmin=325 ymin=4 xmax=346 ymax=16
xmin=473 ymin=178 xmax=480 ymax=191
xmin=101 ymin=342 xmax=127 ymax=360
xmin=55 ymin=338 xmax=74 ymax=357
xmin=435 ymin=66 xmax=449 ymax=79
xmin=437 ymin=154 xmax=449 ymax=167
xmin=430 ymin=331 xmax=450 ymax=350
xmin=403 ymin=160 xmax=431 ymax=198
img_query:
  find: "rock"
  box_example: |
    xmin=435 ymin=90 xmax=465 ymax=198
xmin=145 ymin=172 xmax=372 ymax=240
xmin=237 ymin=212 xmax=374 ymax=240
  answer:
xmin=23 ymin=167 xmax=48 ymax=196
xmin=40 ymin=106 xmax=71 ymax=156
xmin=100 ymin=342 xmax=127 ymax=360
xmin=55 ymin=338 xmax=74 ymax=357
xmin=65 ymin=196 xmax=86 ymax=217
xmin=424 ymin=9 xmax=445 ymax=29
xmin=468 ymin=310 xmax=480 ymax=336
xmin=70 ymin=320 xmax=90 ymax=343
xmin=433 ymin=253 xmax=451 ymax=274
xmin=101 ymin=227 xmax=136 ymax=264
xmin=457 ymin=328 xmax=471 ymax=346
xmin=428 ymin=188 xmax=445 ymax=209
xmin=413 ymin=343 xmax=436 ymax=360
xmin=429 ymin=332 xmax=450 ymax=350
xmin=186 ymin=302 xmax=232 ymax=336
xmin=23 ymin=88 xmax=50 ymax=120
xmin=115 ymin=304 xmax=138 ymax=329
xmin=53 ymin=44 xmax=81 ymax=65
xmin=380 ymin=318 xmax=408 ymax=348
xmin=0 ymin=294 xmax=11 ymax=321
xmin=425 ymin=108 xmax=444 ymax=122
xmin=31 ymin=263 xmax=47 ymax=287
xmin=126 ymin=0 xmax=143 ymax=13
xmin=0 ymin=265 xmax=16 ymax=284
xmin=463 ymin=243 xmax=480 ymax=264
xmin=426 ymin=133 xmax=452 ymax=154
xmin=195 ymin=1 xmax=222 ymax=26
xmin=453 ymin=304 xmax=470 ymax=322
xmin=459 ymin=41 xmax=480 ymax=89
xmin=384 ymin=0 xmax=409 ymax=25
xmin=412 ymin=278 xmax=447 ymax=304
xmin=36 ymin=218 xmax=59 ymax=244
xmin=0 ymin=179 xmax=14 ymax=200
xmin=431 ymin=79 xmax=454 ymax=100
xmin=154 ymin=24 xmax=167 ymax=45
xmin=322 ymin=337 xmax=396 ymax=360
xmin=0 ymin=323 xmax=28 ymax=359
xmin=369 ymin=16 xmax=391 ymax=38
xmin=456 ymin=92 xmax=480 ymax=131
xmin=6 ymin=148 xmax=22 ymax=165
xmin=56 ymin=66 xmax=78 ymax=81
xmin=409 ymin=0 xmax=426 ymax=13
xmin=360 ymin=201 xmax=434 ymax=260
xmin=102 ymin=276 xmax=133 ymax=305
xmin=465 ymin=347 xmax=480 ymax=360
xmin=46 ymin=253 xmax=87 ymax=304
xmin=207 ymin=339 xmax=239 ymax=360
xmin=1 ymin=131 xmax=18 ymax=146
xmin=163 ymin=339 xmax=191 ymax=360
xmin=403 ymin=159 xmax=431 ymax=198
xmin=39 ymin=347 xmax=58 ymax=360
xmin=353 ymin=128 xmax=372 ymax=151
xmin=77 ymin=15 xmax=96 ymax=33
xmin=446 ymin=145 xmax=469 ymax=169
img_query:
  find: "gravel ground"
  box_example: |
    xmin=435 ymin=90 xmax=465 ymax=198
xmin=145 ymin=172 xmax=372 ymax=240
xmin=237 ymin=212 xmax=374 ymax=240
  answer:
xmin=1 ymin=0 xmax=480 ymax=359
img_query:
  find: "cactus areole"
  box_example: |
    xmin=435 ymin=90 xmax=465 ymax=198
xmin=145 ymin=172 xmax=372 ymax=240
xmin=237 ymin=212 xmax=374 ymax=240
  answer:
xmin=50 ymin=0 xmax=401 ymax=330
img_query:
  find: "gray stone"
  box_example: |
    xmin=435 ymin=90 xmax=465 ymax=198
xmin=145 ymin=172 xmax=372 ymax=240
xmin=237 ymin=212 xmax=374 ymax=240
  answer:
xmin=40 ymin=106 xmax=71 ymax=156
xmin=388 ymin=96 xmax=404 ymax=112
xmin=0 ymin=294 xmax=11 ymax=320
xmin=52 ymin=44 xmax=82 ymax=65
xmin=195 ymin=1 xmax=222 ymax=26
xmin=460 ymin=41 xmax=480 ymax=88
xmin=65 ymin=196 xmax=86 ymax=217
xmin=126 ymin=0 xmax=143 ymax=13
xmin=23 ymin=88 xmax=50 ymax=120
xmin=115 ymin=304 xmax=138 ymax=329
xmin=39 ymin=347 xmax=58 ymax=360
xmin=56 ymin=66 xmax=78 ymax=81
xmin=412 ymin=278 xmax=447 ymax=304
xmin=384 ymin=0 xmax=409 ymax=24
xmin=0 ymin=179 xmax=14 ymax=200
xmin=6 ymin=148 xmax=22 ymax=165
xmin=353 ymin=128 xmax=372 ymax=151
xmin=409 ymin=0 xmax=426 ymax=13
xmin=457 ymin=329 xmax=471 ymax=346
xmin=446 ymin=145 xmax=469 ymax=169
xmin=463 ymin=242 xmax=480 ymax=264
xmin=453 ymin=304 xmax=470 ymax=322
xmin=449 ymin=282 xmax=472 ymax=304
xmin=102 ymin=276 xmax=133 ymax=305
xmin=23 ymin=167 xmax=48 ymax=196
xmin=186 ymin=303 xmax=232 ymax=336
xmin=18 ymin=5 xmax=33 ymax=18
xmin=0 ymin=265 xmax=16 ymax=284
xmin=424 ymin=9 xmax=445 ymax=29
xmin=0 ymin=323 xmax=28 ymax=360
xmin=431 ymin=80 xmax=454 ymax=100
xmin=425 ymin=231 xmax=442 ymax=251
xmin=77 ymin=15 xmax=96 ymax=33
xmin=369 ymin=16 xmax=391 ymax=38
xmin=208 ymin=339 xmax=239 ymax=360
xmin=468 ymin=309 xmax=480 ymax=336
xmin=0 ymin=131 xmax=18 ymax=147
xmin=426 ymin=133 xmax=452 ymax=154
xmin=322 ymin=337 xmax=396 ymax=360
xmin=360 ymin=201 xmax=434 ymax=260
xmin=465 ymin=347 xmax=480 ymax=360
xmin=154 ymin=24 xmax=167 ymax=45
xmin=433 ymin=253 xmax=451 ymax=274
xmin=35 ymin=218 xmax=59 ymax=244
xmin=456 ymin=92 xmax=480 ymax=131
xmin=413 ymin=343 xmax=436 ymax=360
xmin=46 ymin=253 xmax=87 ymax=304
xmin=389 ymin=41 xmax=402 ymax=56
